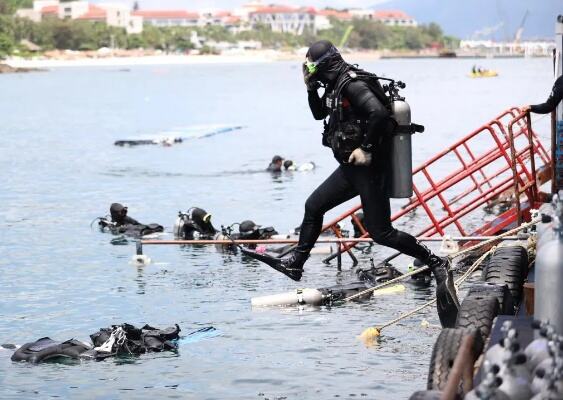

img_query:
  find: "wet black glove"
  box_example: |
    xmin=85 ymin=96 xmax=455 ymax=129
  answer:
xmin=302 ymin=62 xmax=320 ymax=92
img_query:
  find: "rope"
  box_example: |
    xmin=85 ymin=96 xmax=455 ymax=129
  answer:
xmin=344 ymin=217 xmax=538 ymax=303
xmin=450 ymin=218 xmax=538 ymax=260
xmin=361 ymin=247 xmax=496 ymax=339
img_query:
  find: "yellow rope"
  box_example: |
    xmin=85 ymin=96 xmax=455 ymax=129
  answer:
xmin=359 ymin=247 xmax=496 ymax=345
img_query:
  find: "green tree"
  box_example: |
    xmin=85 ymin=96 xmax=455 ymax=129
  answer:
xmin=0 ymin=0 xmax=33 ymax=15
xmin=0 ymin=32 xmax=14 ymax=58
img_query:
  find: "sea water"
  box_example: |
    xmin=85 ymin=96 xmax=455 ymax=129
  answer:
xmin=0 ymin=57 xmax=554 ymax=399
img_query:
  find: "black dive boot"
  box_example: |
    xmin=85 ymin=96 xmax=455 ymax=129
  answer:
xmin=241 ymin=248 xmax=308 ymax=281
xmin=426 ymin=254 xmax=460 ymax=328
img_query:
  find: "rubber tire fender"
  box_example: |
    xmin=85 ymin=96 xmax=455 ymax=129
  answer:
xmin=466 ymin=282 xmax=515 ymax=315
xmin=481 ymin=246 xmax=528 ymax=306
xmin=408 ymin=390 xmax=442 ymax=400
xmin=455 ymin=295 xmax=499 ymax=340
xmin=427 ymin=328 xmax=484 ymax=392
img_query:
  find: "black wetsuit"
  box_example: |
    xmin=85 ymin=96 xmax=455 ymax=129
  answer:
xmin=531 ymin=75 xmax=563 ymax=114
xmin=294 ymin=77 xmax=429 ymax=262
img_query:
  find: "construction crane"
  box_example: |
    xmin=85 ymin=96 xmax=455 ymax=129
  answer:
xmin=339 ymin=25 xmax=354 ymax=48
xmin=514 ymin=10 xmax=529 ymax=43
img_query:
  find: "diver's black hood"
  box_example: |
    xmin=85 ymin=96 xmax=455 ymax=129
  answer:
xmin=190 ymin=207 xmax=216 ymax=234
xmin=306 ymin=40 xmax=350 ymax=86
xmin=110 ymin=203 xmax=127 ymax=223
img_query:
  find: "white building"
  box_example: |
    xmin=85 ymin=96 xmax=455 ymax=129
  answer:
xmin=132 ymin=10 xmax=199 ymax=27
xmin=372 ymin=10 xmax=418 ymax=27
xmin=16 ymin=0 xmax=144 ymax=34
xmin=249 ymin=5 xmax=317 ymax=35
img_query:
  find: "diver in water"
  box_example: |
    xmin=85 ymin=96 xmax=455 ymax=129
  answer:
xmin=98 ymin=203 xmax=163 ymax=238
xmin=242 ymin=40 xmax=459 ymax=316
xmin=110 ymin=203 xmax=140 ymax=226
xmin=266 ymin=155 xmax=284 ymax=172
xmin=174 ymin=207 xmax=217 ymax=239
xmin=523 ymin=75 xmax=563 ymax=114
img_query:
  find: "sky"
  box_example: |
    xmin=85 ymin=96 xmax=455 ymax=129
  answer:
xmin=91 ymin=0 xmax=562 ymax=39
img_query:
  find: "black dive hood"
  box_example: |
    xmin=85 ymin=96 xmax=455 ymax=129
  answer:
xmin=306 ymin=40 xmax=349 ymax=85
xmin=110 ymin=203 xmax=127 ymax=223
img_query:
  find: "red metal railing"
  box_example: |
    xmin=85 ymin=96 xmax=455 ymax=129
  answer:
xmin=322 ymin=107 xmax=550 ymax=263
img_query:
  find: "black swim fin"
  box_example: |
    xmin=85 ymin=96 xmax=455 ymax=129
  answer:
xmin=435 ymin=282 xmax=459 ymax=328
xmin=240 ymin=247 xmax=303 ymax=281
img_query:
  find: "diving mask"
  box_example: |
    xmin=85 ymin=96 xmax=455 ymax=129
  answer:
xmin=305 ymin=45 xmax=337 ymax=75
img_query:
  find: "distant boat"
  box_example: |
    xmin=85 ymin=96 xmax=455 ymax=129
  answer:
xmin=468 ymin=70 xmax=499 ymax=78
xmin=438 ymin=50 xmax=457 ymax=58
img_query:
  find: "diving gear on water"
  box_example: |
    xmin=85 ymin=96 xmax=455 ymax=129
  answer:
xmin=173 ymin=207 xmax=217 ymax=239
xmin=98 ymin=203 xmax=163 ymax=238
xmin=11 ymin=338 xmax=91 ymax=363
xmin=11 ymin=323 xmax=183 ymax=363
xmin=347 ymin=147 xmax=372 ymax=166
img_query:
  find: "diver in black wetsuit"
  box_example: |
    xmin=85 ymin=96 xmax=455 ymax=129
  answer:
xmin=266 ymin=155 xmax=284 ymax=172
xmin=110 ymin=203 xmax=140 ymax=226
xmin=98 ymin=203 xmax=163 ymax=238
xmin=523 ymin=75 xmax=563 ymax=114
xmin=242 ymin=40 xmax=459 ymax=319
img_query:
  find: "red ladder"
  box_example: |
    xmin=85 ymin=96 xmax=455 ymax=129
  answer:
xmin=321 ymin=107 xmax=550 ymax=265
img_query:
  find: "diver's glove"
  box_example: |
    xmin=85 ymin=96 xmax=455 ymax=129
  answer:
xmin=302 ymin=62 xmax=320 ymax=92
xmin=348 ymin=148 xmax=372 ymax=166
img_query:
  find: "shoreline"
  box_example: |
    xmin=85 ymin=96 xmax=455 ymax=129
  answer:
xmin=4 ymin=50 xmax=547 ymax=69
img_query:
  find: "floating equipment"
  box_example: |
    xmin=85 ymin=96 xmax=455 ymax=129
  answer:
xmin=469 ymin=70 xmax=499 ymax=78
xmin=114 ymin=124 xmax=243 ymax=147
xmin=250 ymin=283 xmax=406 ymax=307
xmin=11 ymin=338 xmax=91 ymax=364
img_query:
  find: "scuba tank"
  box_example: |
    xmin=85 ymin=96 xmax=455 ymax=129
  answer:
xmin=389 ymin=98 xmax=414 ymax=198
xmin=251 ymin=288 xmax=326 ymax=307
xmin=526 ymin=321 xmax=556 ymax=373
xmin=531 ymin=340 xmax=563 ymax=395
xmin=173 ymin=211 xmax=188 ymax=238
xmin=497 ymin=352 xmax=533 ymax=400
xmin=384 ymin=79 xmax=424 ymax=198
xmin=535 ymin=192 xmax=563 ymax=334
xmin=465 ymin=362 xmax=510 ymax=400
xmin=484 ymin=322 xmax=519 ymax=370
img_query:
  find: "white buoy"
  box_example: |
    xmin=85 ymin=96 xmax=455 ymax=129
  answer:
xmin=131 ymin=254 xmax=151 ymax=266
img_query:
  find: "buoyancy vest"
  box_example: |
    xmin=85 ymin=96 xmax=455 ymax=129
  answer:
xmin=89 ymin=323 xmax=181 ymax=357
xmin=98 ymin=217 xmax=163 ymax=238
xmin=322 ymin=69 xmax=423 ymax=163
xmin=322 ymin=69 xmax=392 ymax=162
xmin=11 ymin=337 xmax=91 ymax=363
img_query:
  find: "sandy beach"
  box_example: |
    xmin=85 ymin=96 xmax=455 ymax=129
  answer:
xmin=3 ymin=48 xmax=402 ymax=69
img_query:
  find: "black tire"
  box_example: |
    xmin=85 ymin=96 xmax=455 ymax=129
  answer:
xmin=482 ymin=246 xmax=528 ymax=305
xmin=409 ymin=390 xmax=442 ymax=400
xmin=455 ymin=296 xmax=499 ymax=340
xmin=427 ymin=328 xmax=484 ymax=391
xmin=466 ymin=282 xmax=515 ymax=315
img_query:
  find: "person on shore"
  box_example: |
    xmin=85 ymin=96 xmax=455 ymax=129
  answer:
xmin=266 ymin=155 xmax=284 ymax=172
xmin=522 ymin=75 xmax=563 ymax=114
xmin=242 ymin=40 xmax=459 ymax=315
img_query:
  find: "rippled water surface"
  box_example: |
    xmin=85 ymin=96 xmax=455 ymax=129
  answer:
xmin=0 ymin=57 xmax=554 ymax=399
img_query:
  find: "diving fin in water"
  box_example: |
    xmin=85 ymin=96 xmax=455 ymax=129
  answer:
xmin=240 ymin=247 xmax=303 ymax=281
